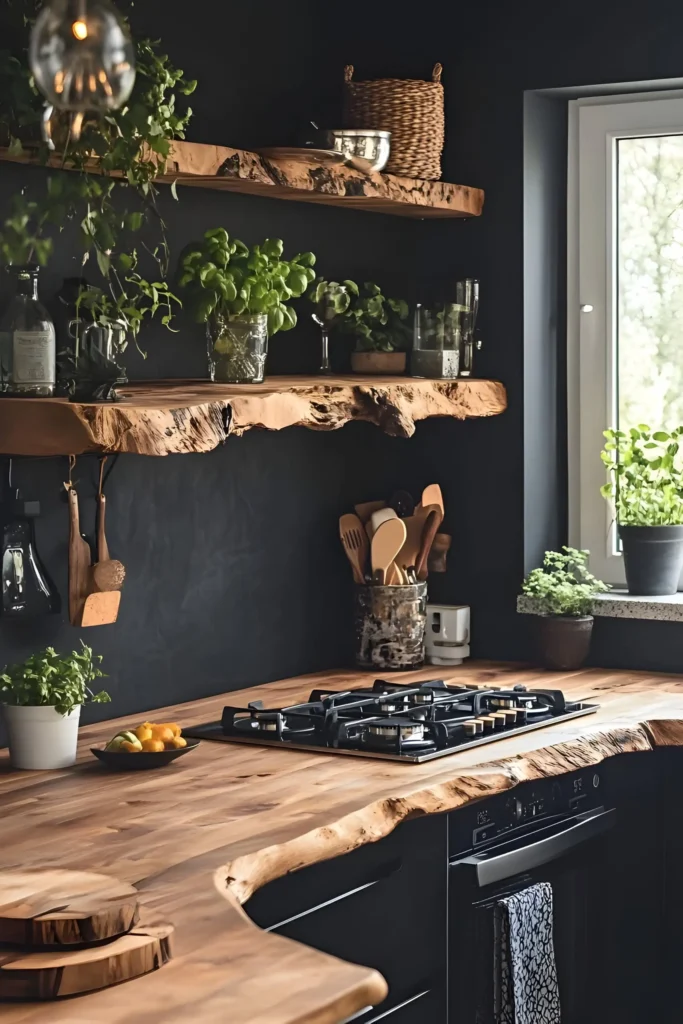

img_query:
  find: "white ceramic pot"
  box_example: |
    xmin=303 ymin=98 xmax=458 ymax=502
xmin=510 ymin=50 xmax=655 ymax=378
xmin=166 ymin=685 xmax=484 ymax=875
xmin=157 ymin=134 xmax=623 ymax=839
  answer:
xmin=2 ymin=704 xmax=81 ymax=770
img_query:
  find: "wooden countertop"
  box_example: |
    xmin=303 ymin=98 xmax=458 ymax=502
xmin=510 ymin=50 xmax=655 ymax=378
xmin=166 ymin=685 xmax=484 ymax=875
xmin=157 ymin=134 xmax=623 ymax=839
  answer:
xmin=1 ymin=661 xmax=683 ymax=1023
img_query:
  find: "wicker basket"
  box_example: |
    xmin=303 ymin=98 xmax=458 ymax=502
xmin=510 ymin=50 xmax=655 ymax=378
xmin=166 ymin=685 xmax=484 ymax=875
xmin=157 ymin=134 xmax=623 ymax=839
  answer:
xmin=343 ymin=64 xmax=444 ymax=181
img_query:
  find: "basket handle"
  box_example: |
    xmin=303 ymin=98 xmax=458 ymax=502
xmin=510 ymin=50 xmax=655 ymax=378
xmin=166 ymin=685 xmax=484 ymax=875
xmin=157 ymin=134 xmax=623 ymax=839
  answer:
xmin=344 ymin=64 xmax=354 ymax=83
xmin=432 ymin=63 xmax=443 ymax=83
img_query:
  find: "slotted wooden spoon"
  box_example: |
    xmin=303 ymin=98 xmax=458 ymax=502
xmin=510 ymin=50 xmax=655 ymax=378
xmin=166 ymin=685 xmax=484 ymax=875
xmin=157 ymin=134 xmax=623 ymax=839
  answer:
xmin=339 ymin=513 xmax=369 ymax=584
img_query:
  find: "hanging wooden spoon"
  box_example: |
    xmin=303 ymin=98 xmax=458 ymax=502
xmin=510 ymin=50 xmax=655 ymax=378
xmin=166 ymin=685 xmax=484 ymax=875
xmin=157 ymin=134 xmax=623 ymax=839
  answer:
xmin=67 ymin=481 xmax=92 ymax=627
xmin=371 ymin=518 xmax=407 ymax=585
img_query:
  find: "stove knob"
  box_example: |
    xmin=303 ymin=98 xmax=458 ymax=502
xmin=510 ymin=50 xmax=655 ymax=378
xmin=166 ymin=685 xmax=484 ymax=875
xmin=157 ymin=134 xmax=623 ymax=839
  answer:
xmin=593 ymin=773 xmax=600 ymax=788
xmin=513 ymin=798 xmax=523 ymax=822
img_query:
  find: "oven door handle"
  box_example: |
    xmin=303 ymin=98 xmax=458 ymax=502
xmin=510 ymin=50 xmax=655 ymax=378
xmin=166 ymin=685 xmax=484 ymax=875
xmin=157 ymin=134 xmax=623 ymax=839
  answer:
xmin=453 ymin=806 xmax=616 ymax=887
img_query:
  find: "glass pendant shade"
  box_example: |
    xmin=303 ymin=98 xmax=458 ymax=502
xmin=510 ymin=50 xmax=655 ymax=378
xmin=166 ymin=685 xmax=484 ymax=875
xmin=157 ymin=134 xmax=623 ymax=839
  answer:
xmin=29 ymin=0 xmax=136 ymax=127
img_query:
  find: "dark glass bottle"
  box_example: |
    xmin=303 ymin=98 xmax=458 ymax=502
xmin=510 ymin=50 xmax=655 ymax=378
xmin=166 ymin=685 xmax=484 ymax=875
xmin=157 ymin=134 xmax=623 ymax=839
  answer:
xmin=1 ymin=491 xmax=59 ymax=617
xmin=0 ymin=266 xmax=56 ymax=396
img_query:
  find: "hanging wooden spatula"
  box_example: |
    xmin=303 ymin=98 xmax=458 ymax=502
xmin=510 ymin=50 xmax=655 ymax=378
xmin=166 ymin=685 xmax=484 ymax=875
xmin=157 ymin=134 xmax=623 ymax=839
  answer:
xmin=418 ymin=483 xmax=445 ymax=516
xmin=339 ymin=513 xmax=369 ymax=584
xmin=371 ymin=517 xmax=407 ymax=585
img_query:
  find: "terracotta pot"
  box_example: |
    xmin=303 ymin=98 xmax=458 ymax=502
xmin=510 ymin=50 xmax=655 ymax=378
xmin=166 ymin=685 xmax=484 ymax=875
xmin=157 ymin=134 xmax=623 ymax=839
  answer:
xmin=534 ymin=615 xmax=594 ymax=671
xmin=350 ymin=351 xmax=406 ymax=375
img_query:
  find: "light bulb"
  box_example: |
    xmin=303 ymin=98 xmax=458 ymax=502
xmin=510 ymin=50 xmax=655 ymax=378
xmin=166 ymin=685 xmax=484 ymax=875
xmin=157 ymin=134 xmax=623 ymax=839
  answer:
xmin=29 ymin=0 xmax=136 ymax=128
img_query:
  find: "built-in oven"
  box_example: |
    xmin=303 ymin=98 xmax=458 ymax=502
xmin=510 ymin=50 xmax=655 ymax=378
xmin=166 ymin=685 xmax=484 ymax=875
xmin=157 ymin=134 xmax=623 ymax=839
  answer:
xmin=448 ymin=766 xmax=616 ymax=1024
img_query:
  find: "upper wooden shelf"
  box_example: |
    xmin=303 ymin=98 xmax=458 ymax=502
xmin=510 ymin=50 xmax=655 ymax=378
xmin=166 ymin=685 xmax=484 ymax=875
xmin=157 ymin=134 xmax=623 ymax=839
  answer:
xmin=0 ymin=376 xmax=506 ymax=456
xmin=0 ymin=140 xmax=484 ymax=220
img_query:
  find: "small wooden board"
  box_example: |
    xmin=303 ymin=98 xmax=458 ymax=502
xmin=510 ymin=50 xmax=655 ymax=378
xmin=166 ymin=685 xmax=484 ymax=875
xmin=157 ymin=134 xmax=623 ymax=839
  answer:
xmin=0 ymin=920 xmax=173 ymax=1000
xmin=0 ymin=870 xmax=139 ymax=949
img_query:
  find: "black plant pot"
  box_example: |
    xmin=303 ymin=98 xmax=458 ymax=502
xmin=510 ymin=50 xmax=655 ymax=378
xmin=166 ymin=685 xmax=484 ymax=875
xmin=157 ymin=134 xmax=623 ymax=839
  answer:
xmin=534 ymin=615 xmax=594 ymax=671
xmin=619 ymin=524 xmax=683 ymax=596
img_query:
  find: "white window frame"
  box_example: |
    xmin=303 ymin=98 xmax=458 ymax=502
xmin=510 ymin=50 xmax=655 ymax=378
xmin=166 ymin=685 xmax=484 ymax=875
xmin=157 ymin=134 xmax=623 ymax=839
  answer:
xmin=568 ymin=92 xmax=683 ymax=585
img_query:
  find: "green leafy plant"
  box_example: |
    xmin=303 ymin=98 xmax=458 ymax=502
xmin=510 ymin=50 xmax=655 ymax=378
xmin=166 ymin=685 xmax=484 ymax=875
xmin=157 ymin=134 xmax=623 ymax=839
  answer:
xmin=0 ymin=643 xmax=110 ymax=716
xmin=601 ymin=426 xmax=683 ymax=525
xmin=0 ymin=7 xmax=196 ymax=348
xmin=521 ymin=547 xmax=608 ymax=617
xmin=310 ymin=278 xmax=358 ymax=323
xmin=179 ymin=229 xmax=316 ymax=335
xmin=312 ymin=279 xmax=411 ymax=351
xmin=76 ymin=251 xmax=180 ymax=352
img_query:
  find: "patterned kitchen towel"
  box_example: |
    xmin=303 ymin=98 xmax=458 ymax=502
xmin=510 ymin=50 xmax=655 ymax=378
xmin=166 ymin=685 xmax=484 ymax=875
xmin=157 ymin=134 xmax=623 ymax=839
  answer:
xmin=493 ymin=881 xmax=561 ymax=1024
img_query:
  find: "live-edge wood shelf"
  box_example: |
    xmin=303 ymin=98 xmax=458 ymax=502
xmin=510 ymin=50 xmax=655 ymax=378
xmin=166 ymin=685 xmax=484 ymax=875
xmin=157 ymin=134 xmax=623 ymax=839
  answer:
xmin=0 ymin=376 xmax=507 ymax=456
xmin=0 ymin=140 xmax=484 ymax=220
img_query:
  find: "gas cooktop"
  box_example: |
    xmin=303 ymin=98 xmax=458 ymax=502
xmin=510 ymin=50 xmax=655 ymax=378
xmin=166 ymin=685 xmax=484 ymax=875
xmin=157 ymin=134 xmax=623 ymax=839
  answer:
xmin=185 ymin=679 xmax=599 ymax=763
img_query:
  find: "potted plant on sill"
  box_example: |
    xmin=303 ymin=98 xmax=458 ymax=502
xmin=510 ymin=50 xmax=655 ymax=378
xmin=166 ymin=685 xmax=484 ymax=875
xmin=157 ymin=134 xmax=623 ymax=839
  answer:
xmin=311 ymin=279 xmax=411 ymax=374
xmin=521 ymin=547 xmax=608 ymax=671
xmin=179 ymin=229 xmax=316 ymax=384
xmin=601 ymin=425 xmax=683 ymax=595
xmin=0 ymin=644 xmax=110 ymax=770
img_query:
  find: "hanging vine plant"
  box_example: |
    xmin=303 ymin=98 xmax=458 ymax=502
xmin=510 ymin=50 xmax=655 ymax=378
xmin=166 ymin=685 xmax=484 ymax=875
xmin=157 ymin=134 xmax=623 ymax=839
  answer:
xmin=0 ymin=0 xmax=196 ymax=353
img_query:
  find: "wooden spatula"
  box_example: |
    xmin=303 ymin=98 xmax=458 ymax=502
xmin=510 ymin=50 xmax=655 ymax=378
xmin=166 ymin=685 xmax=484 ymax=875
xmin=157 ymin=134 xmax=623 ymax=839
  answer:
xmin=339 ymin=514 xmax=369 ymax=584
xmin=371 ymin=518 xmax=407 ymax=585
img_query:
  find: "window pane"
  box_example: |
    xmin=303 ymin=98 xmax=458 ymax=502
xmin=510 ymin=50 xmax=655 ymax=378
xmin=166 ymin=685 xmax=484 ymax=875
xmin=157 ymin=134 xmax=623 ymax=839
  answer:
xmin=618 ymin=135 xmax=683 ymax=431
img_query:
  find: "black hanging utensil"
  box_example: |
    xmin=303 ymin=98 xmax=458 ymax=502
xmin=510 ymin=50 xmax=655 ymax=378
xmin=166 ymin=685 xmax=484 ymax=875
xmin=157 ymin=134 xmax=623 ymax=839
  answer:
xmin=1 ymin=461 xmax=59 ymax=617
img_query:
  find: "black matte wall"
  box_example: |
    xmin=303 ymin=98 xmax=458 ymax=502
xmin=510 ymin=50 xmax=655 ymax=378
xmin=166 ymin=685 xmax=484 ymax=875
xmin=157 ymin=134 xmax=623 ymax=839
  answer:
xmin=0 ymin=0 xmax=488 ymax=728
xmin=342 ymin=0 xmax=683 ymax=673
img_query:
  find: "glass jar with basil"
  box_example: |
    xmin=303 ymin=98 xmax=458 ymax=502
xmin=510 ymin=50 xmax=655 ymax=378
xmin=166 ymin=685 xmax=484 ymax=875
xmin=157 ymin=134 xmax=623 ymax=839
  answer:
xmin=178 ymin=229 xmax=316 ymax=384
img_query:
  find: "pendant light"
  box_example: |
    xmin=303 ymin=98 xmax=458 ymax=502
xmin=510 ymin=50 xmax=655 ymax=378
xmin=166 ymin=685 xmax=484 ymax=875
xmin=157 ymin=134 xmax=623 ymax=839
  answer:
xmin=29 ymin=0 xmax=136 ymax=142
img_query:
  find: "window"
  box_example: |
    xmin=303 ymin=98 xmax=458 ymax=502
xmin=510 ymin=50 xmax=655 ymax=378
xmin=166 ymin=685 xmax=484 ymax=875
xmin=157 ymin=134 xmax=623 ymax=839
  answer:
xmin=569 ymin=93 xmax=683 ymax=584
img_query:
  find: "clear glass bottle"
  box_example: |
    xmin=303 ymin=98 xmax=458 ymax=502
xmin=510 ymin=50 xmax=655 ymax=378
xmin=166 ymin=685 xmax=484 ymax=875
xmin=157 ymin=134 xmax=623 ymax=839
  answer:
xmin=0 ymin=266 xmax=56 ymax=396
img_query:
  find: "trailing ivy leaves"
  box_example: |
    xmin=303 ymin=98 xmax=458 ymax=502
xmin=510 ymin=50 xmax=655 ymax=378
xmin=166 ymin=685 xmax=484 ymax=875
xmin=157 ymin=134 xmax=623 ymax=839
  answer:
xmin=178 ymin=229 xmax=316 ymax=335
xmin=0 ymin=642 xmax=110 ymax=717
xmin=601 ymin=425 xmax=683 ymax=525
xmin=0 ymin=10 xmax=196 ymax=351
xmin=521 ymin=547 xmax=609 ymax=617
xmin=76 ymin=250 xmax=180 ymax=352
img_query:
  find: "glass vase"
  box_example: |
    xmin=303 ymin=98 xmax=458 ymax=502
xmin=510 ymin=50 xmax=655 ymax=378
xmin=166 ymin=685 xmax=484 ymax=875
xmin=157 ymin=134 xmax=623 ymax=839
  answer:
xmin=207 ymin=313 xmax=268 ymax=384
xmin=410 ymin=303 xmax=463 ymax=379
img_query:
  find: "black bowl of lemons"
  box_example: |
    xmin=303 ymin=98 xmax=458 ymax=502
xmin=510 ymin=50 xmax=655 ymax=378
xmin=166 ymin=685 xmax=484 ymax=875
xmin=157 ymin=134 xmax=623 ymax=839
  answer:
xmin=91 ymin=722 xmax=199 ymax=770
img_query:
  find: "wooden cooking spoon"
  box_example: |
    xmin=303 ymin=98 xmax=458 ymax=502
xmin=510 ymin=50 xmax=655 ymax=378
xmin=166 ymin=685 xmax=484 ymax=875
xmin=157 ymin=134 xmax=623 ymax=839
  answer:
xmin=416 ymin=506 xmax=444 ymax=581
xmin=419 ymin=483 xmax=444 ymax=516
xmin=339 ymin=513 xmax=369 ymax=584
xmin=371 ymin=518 xmax=407 ymax=585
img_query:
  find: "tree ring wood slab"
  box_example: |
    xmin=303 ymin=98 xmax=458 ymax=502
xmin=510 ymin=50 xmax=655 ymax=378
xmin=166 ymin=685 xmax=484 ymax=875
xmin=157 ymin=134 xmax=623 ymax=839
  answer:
xmin=0 ymin=870 xmax=139 ymax=949
xmin=0 ymin=918 xmax=173 ymax=1000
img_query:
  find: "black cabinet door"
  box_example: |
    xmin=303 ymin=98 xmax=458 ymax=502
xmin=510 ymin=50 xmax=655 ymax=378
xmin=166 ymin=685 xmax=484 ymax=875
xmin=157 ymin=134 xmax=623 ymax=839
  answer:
xmin=246 ymin=813 xmax=448 ymax=1024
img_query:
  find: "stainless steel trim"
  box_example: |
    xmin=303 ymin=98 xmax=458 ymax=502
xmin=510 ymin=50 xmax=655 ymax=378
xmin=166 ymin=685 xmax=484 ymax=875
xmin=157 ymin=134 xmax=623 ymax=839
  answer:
xmin=265 ymin=878 xmax=380 ymax=932
xmin=452 ymin=806 xmax=616 ymax=887
xmin=342 ymin=989 xmax=431 ymax=1024
xmin=186 ymin=703 xmax=600 ymax=763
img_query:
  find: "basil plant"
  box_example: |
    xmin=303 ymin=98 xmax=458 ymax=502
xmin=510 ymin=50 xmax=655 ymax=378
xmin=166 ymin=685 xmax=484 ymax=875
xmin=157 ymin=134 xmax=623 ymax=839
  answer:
xmin=601 ymin=425 xmax=683 ymax=526
xmin=179 ymin=229 xmax=316 ymax=336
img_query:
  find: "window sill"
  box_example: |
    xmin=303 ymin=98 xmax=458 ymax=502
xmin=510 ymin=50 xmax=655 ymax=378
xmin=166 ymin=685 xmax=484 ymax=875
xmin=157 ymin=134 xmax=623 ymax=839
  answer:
xmin=517 ymin=592 xmax=683 ymax=623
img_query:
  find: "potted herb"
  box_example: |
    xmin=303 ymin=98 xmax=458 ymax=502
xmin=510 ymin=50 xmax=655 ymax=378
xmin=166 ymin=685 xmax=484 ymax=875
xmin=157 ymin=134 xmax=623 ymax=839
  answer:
xmin=601 ymin=426 xmax=683 ymax=595
xmin=60 ymin=258 xmax=180 ymax=401
xmin=521 ymin=547 xmax=608 ymax=670
xmin=179 ymin=230 xmax=316 ymax=383
xmin=0 ymin=644 xmax=110 ymax=769
xmin=312 ymin=280 xmax=411 ymax=374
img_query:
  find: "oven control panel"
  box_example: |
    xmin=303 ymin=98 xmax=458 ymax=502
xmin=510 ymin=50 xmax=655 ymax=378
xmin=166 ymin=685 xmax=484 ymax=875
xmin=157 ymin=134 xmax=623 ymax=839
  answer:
xmin=449 ymin=766 xmax=605 ymax=855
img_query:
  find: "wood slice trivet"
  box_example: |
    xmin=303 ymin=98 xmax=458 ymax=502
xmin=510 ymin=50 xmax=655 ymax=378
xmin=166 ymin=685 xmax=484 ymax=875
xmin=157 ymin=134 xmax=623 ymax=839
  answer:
xmin=0 ymin=870 xmax=139 ymax=949
xmin=0 ymin=919 xmax=173 ymax=1000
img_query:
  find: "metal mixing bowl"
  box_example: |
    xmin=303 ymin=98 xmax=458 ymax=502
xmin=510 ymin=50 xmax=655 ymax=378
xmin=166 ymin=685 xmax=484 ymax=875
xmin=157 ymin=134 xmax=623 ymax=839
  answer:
xmin=329 ymin=129 xmax=392 ymax=173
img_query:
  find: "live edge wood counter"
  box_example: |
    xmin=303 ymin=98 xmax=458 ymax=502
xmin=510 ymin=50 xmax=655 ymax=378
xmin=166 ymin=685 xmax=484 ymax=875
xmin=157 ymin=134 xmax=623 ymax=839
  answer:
xmin=1 ymin=661 xmax=683 ymax=1024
